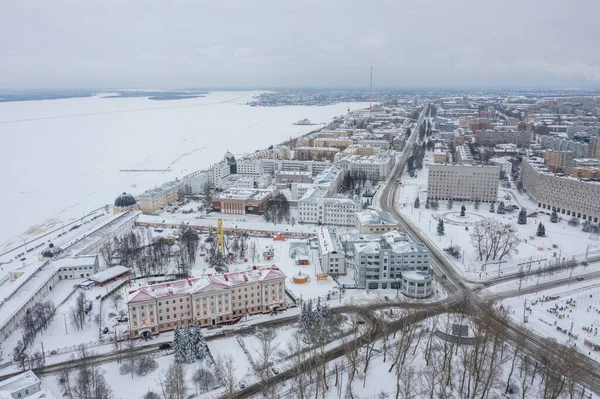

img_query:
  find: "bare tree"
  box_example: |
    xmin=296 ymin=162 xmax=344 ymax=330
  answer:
xmin=470 ymin=219 xmax=518 ymax=262
xmin=215 ymin=354 xmax=237 ymax=399
xmin=58 ymin=345 xmax=113 ymax=399
xmin=70 ymin=291 xmax=87 ymax=331
xmin=110 ymin=292 xmax=123 ymax=313
xmin=193 ymin=363 xmax=215 ymax=395
xmin=253 ymin=327 xmax=279 ymax=397
xmin=158 ymin=361 xmax=187 ymax=399
xmin=99 ymin=242 xmax=114 ymax=268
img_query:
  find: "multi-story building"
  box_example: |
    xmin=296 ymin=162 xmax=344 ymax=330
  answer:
xmin=182 ymin=170 xmax=210 ymax=195
xmin=521 ymin=157 xmax=600 ymax=222
xmin=433 ymin=150 xmax=449 ymax=163
xmin=316 ymin=227 xmax=346 ymax=275
xmin=455 ymin=145 xmax=474 ymax=164
xmin=138 ymin=180 xmax=183 ymax=213
xmin=427 ymin=164 xmax=500 ymax=202
xmin=336 ymin=153 xmax=395 ymax=182
xmin=294 ymin=147 xmax=339 ymax=162
xmin=489 ymin=157 xmax=513 ymax=178
xmin=543 ymin=150 xmax=573 ymax=173
xmin=353 ymin=231 xmax=433 ymax=297
xmin=571 ymin=167 xmax=600 ymax=179
xmin=260 ymin=159 xmax=331 ymax=176
xmin=126 ymin=266 xmax=287 ymax=338
xmin=313 ymin=137 xmax=353 ymax=149
xmin=297 ymin=189 xmax=360 ymax=226
xmin=275 ymin=171 xmax=313 ymax=184
xmin=211 ymin=189 xmax=272 ymax=215
xmin=589 ymin=137 xmax=600 ymax=160
xmin=476 ymin=129 xmax=531 ymax=147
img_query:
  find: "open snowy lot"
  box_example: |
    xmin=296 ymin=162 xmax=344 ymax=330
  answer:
xmin=0 ymin=92 xmax=368 ymax=249
xmin=397 ymin=151 xmax=600 ymax=281
xmin=499 ymin=280 xmax=600 ymax=363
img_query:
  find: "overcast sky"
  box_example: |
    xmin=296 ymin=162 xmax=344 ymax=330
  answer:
xmin=1 ymin=0 xmax=599 ymax=89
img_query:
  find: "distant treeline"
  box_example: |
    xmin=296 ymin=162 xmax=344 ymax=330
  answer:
xmin=104 ymin=91 xmax=208 ymax=100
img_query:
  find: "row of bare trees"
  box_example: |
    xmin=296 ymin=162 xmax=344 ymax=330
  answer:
xmin=470 ymin=219 xmax=519 ymax=262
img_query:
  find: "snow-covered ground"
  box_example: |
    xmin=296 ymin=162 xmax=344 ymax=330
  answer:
xmin=499 ymin=279 xmax=600 ymax=363
xmin=0 ymin=92 xmax=369 ymax=250
xmin=397 ymin=150 xmax=600 ymax=281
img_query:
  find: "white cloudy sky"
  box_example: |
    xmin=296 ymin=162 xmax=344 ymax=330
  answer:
xmin=1 ymin=0 xmax=599 ymax=89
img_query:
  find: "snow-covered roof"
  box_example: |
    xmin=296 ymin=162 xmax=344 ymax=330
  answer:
xmin=127 ymin=266 xmax=286 ymax=303
xmin=317 ymin=226 xmax=340 ymax=255
xmin=356 ymin=210 xmax=398 ymax=226
xmin=88 ymin=265 xmax=130 ymax=283
xmin=52 ymin=255 xmax=97 ymax=269
xmin=27 ymin=390 xmax=57 ymax=399
xmin=0 ymin=371 xmax=40 ymax=394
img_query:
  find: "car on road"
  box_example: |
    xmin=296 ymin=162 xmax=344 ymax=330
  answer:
xmin=357 ymin=319 xmax=366 ymax=325
xmin=159 ymin=343 xmax=171 ymax=350
xmin=272 ymin=367 xmax=280 ymax=375
xmin=384 ymin=296 xmax=390 ymax=301
xmin=239 ymin=381 xmax=247 ymax=389
xmin=102 ymin=327 xmax=109 ymax=334
xmin=50 ymin=350 xmax=57 ymax=355
xmin=577 ymin=276 xmax=585 ymax=281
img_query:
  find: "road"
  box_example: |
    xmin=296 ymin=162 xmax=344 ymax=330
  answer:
xmin=378 ymin=105 xmax=600 ymax=394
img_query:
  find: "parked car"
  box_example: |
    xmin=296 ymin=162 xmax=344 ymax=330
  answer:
xmin=50 ymin=350 xmax=57 ymax=355
xmin=159 ymin=343 xmax=171 ymax=350
xmin=577 ymin=276 xmax=585 ymax=281
xmin=116 ymin=316 xmax=128 ymax=323
xmin=384 ymin=296 xmax=390 ymax=301
xmin=102 ymin=327 xmax=109 ymax=334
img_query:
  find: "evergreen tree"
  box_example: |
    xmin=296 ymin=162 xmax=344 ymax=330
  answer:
xmin=192 ymin=325 xmax=208 ymax=360
xmin=460 ymin=204 xmax=466 ymax=217
xmin=489 ymin=202 xmax=495 ymax=213
xmin=425 ymin=198 xmax=430 ymax=209
xmin=437 ymin=219 xmax=445 ymax=235
xmin=298 ymin=300 xmax=313 ymax=332
xmin=173 ymin=327 xmax=186 ymax=364
xmin=537 ymin=222 xmax=546 ymax=237
xmin=313 ymin=298 xmax=324 ymax=326
xmin=447 ymin=199 xmax=454 ymax=210
xmin=582 ymin=219 xmax=592 ymax=233
xmin=414 ymin=197 xmax=420 ymax=209
xmin=182 ymin=325 xmax=196 ymax=364
xmin=474 ymin=200 xmax=480 ymax=210
xmin=517 ymin=207 xmax=527 ymax=225
xmin=431 ymin=200 xmax=439 ymax=211
xmin=497 ymin=201 xmax=506 ymax=214
xmin=550 ymin=210 xmax=558 ymax=223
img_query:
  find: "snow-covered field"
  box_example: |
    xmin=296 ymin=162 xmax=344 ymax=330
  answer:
xmin=499 ymin=280 xmax=600 ymax=363
xmin=397 ymin=151 xmax=600 ymax=281
xmin=0 ymin=92 xmax=369 ymax=250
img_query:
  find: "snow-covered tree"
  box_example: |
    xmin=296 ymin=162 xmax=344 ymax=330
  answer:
xmin=447 ymin=199 xmax=454 ymax=210
xmin=192 ymin=325 xmax=208 ymax=360
xmin=182 ymin=325 xmax=196 ymax=364
xmin=550 ymin=210 xmax=558 ymax=223
xmin=497 ymin=201 xmax=506 ymax=214
xmin=474 ymin=200 xmax=480 ymax=210
xmin=518 ymin=207 xmax=527 ymax=225
xmin=298 ymin=300 xmax=313 ymax=333
xmin=582 ymin=219 xmax=592 ymax=232
xmin=460 ymin=204 xmax=466 ymax=217
xmin=489 ymin=202 xmax=495 ymax=213
xmin=537 ymin=222 xmax=546 ymax=237
xmin=414 ymin=197 xmax=420 ymax=209
xmin=425 ymin=198 xmax=430 ymax=209
xmin=470 ymin=219 xmax=518 ymax=262
xmin=437 ymin=219 xmax=445 ymax=235
xmin=173 ymin=327 xmax=186 ymax=364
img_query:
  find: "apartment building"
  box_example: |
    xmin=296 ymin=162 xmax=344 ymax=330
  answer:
xmin=275 ymin=171 xmax=313 ymax=184
xmin=433 ymin=150 xmax=449 ymax=163
xmin=427 ymin=164 xmax=500 ymax=202
xmin=336 ymin=153 xmax=395 ymax=182
xmin=521 ymin=157 xmax=600 ymax=222
xmin=353 ymin=231 xmax=432 ymax=297
xmin=571 ymin=167 xmax=600 ymax=179
xmin=489 ymin=157 xmax=512 ymax=178
xmin=455 ymin=145 xmax=474 ymax=164
xmin=294 ymin=146 xmax=339 ymax=162
xmin=316 ymin=227 xmax=346 ymax=275
xmin=126 ymin=266 xmax=287 ymax=338
xmin=297 ymin=189 xmax=360 ymax=226
xmin=138 ymin=180 xmax=183 ymax=213
xmin=476 ymin=129 xmax=531 ymax=147
xmin=589 ymin=137 xmax=600 ymax=159
xmin=544 ymin=150 xmax=573 ymax=173
xmin=182 ymin=170 xmax=210 ymax=195
xmin=260 ymin=159 xmax=331 ymax=176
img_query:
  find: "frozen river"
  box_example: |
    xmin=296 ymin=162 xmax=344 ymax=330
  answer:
xmin=0 ymin=91 xmax=368 ymax=249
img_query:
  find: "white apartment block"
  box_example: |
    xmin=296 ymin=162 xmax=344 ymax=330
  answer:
xmin=126 ymin=266 xmax=287 ymax=338
xmin=138 ymin=180 xmax=183 ymax=213
xmin=182 ymin=170 xmax=210 ymax=195
xmin=297 ymin=188 xmax=360 ymax=226
xmin=427 ymin=164 xmax=500 ymax=202
xmin=260 ymin=159 xmax=331 ymax=176
xmin=521 ymin=157 xmax=600 ymax=222
xmin=316 ymin=227 xmax=346 ymax=275
xmin=336 ymin=153 xmax=395 ymax=182
xmin=489 ymin=157 xmax=513 ymax=178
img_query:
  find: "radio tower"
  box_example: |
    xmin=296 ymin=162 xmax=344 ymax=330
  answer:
xmin=369 ymin=65 xmax=373 ymax=122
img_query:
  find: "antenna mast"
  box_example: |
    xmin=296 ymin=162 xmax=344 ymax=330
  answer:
xmin=369 ymin=65 xmax=373 ymax=121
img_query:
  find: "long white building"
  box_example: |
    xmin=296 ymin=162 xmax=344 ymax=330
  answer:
xmin=336 ymin=153 xmax=395 ymax=182
xmin=297 ymin=188 xmax=360 ymax=226
xmin=427 ymin=164 xmax=500 ymax=202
